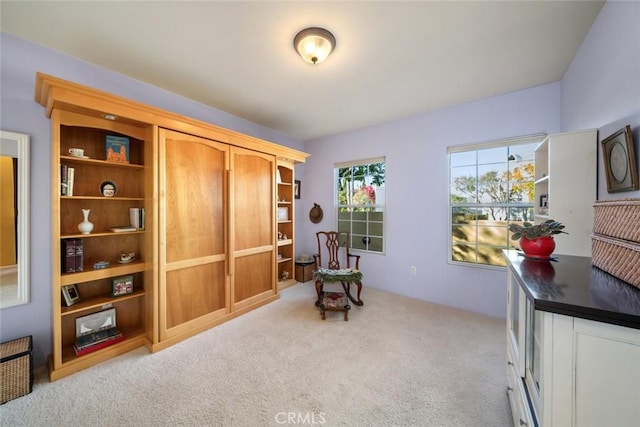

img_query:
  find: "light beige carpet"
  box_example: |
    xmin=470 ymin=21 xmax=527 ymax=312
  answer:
xmin=0 ymin=283 xmax=512 ymax=426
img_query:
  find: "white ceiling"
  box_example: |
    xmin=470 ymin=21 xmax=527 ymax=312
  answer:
xmin=1 ymin=1 xmax=604 ymax=141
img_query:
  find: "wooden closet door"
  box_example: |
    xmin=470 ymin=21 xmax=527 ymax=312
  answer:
xmin=230 ymin=147 xmax=276 ymax=310
xmin=159 ymin=129 xmax=229 ymax=341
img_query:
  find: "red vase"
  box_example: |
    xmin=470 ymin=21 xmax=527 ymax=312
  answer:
xmin=520 ymin=236 xmax=555 ymax=260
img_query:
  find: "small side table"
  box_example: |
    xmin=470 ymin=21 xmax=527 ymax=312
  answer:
xmin=295 ymin=261 xmax=315 ymax=283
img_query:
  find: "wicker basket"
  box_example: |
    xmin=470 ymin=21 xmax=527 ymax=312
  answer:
xmin=0 ymin=336 xmax=33 ymax=404
xmin=593 ymin=198 xmax=640 ymax=243
xmin=592 ymin=234 xmax=640 ymax=289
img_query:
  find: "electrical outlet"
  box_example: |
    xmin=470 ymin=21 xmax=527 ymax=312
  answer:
xmin=410 ymin=266 xmax=416 ymax=275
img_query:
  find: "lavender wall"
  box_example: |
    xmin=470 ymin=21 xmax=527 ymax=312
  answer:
xmin=300 ymin=83 xmax=561 ymax=319
xmin=0 ymin=33 xmax=305 ymax=366
xmin=561 ymin=1 xmax=640 ymax=201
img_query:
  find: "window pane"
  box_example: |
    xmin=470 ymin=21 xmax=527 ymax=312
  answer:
xmin=477 ymin=246 xmax=507 ymax=266
xmin=452 ymin=244 xmax=476 ymax=263
xmin=451 ymin=151 xmax=476 ymax=168
xmin=478 ymin=146 xmax=508 ymax=164
xmin=336 ymin=159 xmax=385 ymax=254
xmin=452 ymin=224 xmax=477 ymax=243
xmin=452 ymin=207 xmax=477 ymax=224
xmin=477 ymin=223 xmax=508 ymax=246
xmin=368 ymin=221 xmax=383 ymax=236
xmin=352 ymin=221 xmax=367 ymax=235
xmin=451 ymin=165 xmax=477 ymax=202
xmin=448 ymin=137 xmax=541 ymax=267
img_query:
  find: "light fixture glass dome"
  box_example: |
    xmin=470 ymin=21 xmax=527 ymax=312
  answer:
xmin=293 ymin=27 xmax=336 ymax=65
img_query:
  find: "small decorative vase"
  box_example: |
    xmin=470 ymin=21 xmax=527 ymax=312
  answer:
xmin=78 ymin=209 xmax=94 ymax=234
xmin=520 ymin=236 xmax=555 ymax=260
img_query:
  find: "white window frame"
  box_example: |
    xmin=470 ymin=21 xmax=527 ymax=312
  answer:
xmin=448 ymin=134 xmax=545 ymax=268
xmin=335 ymin=157 xmax=386 ymax=254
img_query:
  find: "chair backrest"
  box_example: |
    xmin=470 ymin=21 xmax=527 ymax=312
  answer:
xmin=314 ymin=231 xmax=359 ymax=270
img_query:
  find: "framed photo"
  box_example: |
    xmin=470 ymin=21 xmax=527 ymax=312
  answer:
xmin=61 ymin=284 xmax=81 ymax=306
xmin=111 ymin=275 xmax=133 ymax=297
xmin=294 ymin=180 xmax=301 ymax=199
xmin=277 ymin=207 xmax=289 ymax=221
xmin=601 ymin=125 xmax=639 ymax=193
xmin=539 ymin=194 xmax=548 ymax=208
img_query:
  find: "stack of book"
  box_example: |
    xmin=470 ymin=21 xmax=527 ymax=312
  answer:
xmin=60 ymin=164 xmax=75 ymax=196
xmin=129 ymin=207 xmax=145 ymax=230
xmin=62 ymin=238 xmax=83 ymax=273
xmin=73 ymin=309 xmax=124 ymax=356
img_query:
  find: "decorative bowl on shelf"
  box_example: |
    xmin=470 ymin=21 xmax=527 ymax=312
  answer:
xmin=93 ymin=261 xmax=110 ymax=269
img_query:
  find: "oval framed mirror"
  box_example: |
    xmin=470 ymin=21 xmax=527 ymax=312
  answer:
xmin=0 ymin=130 xmax=30 ymax=308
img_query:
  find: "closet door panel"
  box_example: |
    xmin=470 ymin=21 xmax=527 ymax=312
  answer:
xmin=234 ymin=252 xmax=272 ymax=303
xmin=165 ymin=262 xmax=226 ymax=328
xmin=164 ymin=135 xmax=226 ymax=263
xmin=159 ymin=129 xmax=229 ymax=340
xmin=230 ymin=147 xmax=275 ymax=308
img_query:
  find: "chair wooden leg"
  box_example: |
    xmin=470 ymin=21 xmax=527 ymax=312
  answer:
xmin=341 ymin=281 xmax=364 ymax=306
xmin=314 ymin=280 xmax=323 ymax=307
xmin=354 ymin=281 xmax=363 ymax=306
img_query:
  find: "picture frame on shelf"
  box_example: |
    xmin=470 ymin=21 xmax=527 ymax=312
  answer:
xmin=61 ymin=284 xmax=80 ymax=306
xmin=105 ymin=135 xmax=130 ymax=163
xmin=277 ymin=207 xmax=289 ymax=221
xmin=111 ymin=275 xmax=134 ymax=297
xmin=539 ymin=194 xmax=548 ymax=208
xmin=294 ymin=180 xmax=301 ymax=199
xmin=601 ymin=125 xmax=639 ymax=193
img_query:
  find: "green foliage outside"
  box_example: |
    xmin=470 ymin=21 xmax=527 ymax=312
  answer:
xmin=451 ymin=161 xmax=535 ymax=265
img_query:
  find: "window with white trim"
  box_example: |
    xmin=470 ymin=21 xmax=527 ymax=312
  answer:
xmin=335 ymin=157 xmax=385 ymax=253
xmin=448 ymin=135 xmax=544 ymax=267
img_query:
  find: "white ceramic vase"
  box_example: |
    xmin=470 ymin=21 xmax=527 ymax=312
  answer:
xmin=78 ymin=208 xmax=94 ymax=234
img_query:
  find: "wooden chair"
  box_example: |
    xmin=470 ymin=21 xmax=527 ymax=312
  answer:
xmin=314 ymin=231 xmax=364 ymax=320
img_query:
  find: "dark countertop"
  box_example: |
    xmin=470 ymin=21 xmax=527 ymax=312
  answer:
xmin=504 ymin=250 xmax=640 ymax=330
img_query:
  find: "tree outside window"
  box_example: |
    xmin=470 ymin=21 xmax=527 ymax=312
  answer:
xmin=449 ymin=140 xmax=541 ymax=267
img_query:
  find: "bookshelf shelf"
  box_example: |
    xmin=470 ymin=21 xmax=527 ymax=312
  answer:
xmin=61 ymin=196 xmax=145 ymax=201
xmin=60 ymin=289 xmax=146 ymax=316
xmin=61 ymin=155 xmax=145 ymax=170
xmin=60 ymin=327 xmax=146 ymax=365
xmin=60 ymin=261 xmax=145 ymax=285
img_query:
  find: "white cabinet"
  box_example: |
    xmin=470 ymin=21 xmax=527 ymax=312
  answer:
xmin=534 ymin=129 xmax=596 ymax=256
xmin=572 ymin=319 xmax=640 ymax=426
xmin=506 ymin=265 xmax=640 ymax=427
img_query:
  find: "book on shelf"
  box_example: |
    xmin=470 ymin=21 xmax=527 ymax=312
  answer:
xmin=60 ymin=164 xmax=68 ymax=195
xmin=105 ymin=135 xmax=130 ymax=163
xmin=109 ymin=225 xmax=137 ymax=233
xmin=61 ymin=238 xmax=83 ymax=273
xmin=75 ymin=238 xmax=83 ymax=272
xmin=66 ymin=166 xmax=75 ymax=196
xmin=73 ymin=334 xmax=125 ymax=356
xmin=129 ymin=207 xmax=145 ymax=230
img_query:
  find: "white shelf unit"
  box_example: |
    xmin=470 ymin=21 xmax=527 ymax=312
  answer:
xmin=533 ymin=129 xmax=597 ymax=256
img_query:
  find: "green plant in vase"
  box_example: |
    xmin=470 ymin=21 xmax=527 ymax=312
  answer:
xmin=509 ymin=219 xmax=567 ymax=259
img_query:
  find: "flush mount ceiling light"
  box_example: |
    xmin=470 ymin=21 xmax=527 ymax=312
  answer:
xmin=293 ymin=27 xmax=336 ymax=65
